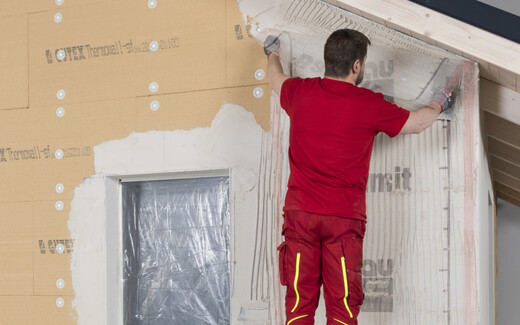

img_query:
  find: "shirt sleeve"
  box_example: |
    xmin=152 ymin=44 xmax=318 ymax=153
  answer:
xmin=280 ymin=78 xmax=301 ymax=116
xmin=373 ymin=94 xmax=411 ymax=137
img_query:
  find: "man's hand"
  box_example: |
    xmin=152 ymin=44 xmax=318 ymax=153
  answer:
xmin=432 ymin=86 xmax=457 ymax=113
xmin=264 ymin=35 xmax=280 ymax=56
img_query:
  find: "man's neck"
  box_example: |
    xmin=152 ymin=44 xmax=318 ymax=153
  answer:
xmin=324 ymin=75 xmax=357 ymax=85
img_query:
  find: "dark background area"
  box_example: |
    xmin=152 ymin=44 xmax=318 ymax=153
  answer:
xmin=409 ymin=0 xmax=520 ymax=44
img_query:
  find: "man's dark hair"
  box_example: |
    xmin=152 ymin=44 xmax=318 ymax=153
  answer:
xmin=324 ymin=29 xmax=371 ymax=78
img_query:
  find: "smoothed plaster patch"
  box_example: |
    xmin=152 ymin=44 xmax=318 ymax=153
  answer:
xmin=69 ymin=103 xmax=267 ymax=325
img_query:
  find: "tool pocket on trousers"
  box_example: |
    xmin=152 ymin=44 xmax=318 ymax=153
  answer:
xmin=281 ymin=211 xmax=307 ymax=239
xmin=277 ymin=241 xmax=288 ymax=286
xmin=342 ymin=235 xmax=364 ymax=307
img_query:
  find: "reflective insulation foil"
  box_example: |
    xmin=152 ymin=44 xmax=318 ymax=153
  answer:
xmin=121 ymin=176 xmax=230 ymax=325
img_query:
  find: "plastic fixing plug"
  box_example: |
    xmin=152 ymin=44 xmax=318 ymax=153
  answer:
xmin=54 ymin=13 xmax=63 ymax=23
xmin=253 ymin=87 xmax=264 ymax=98
xmin=56 ymin=279 xmax=65 ymax=289
xmin=56 ymin=50 xmax=66 ymax=61
xmin=55 ymin=149 xmax=64 ymax=160
xmin=56 ymin=107 xmax=65 ymax=118
xmin=56 ymin=89 xmax=66 ymax=100
xmin=55 ymin=200 xmax=64 ymax=211
xmin=55 ymin=0 xmax=64 ymax=5
xmin=254 ymin=69 xmax=265 ymax=80
xmin=150 ymin=100 xmax=160 ymax=111
xmin=56 ymin=297 xmax=65 ymax=308
xmin=149 ymin=41 xmax=159 ymax=52
xmin=56 ymin=244 xmax=65 ymax=254
xmin=149 ymin=82 xmax=159 ymax=93
xmin=55 ymin=183 xmax=64 ymax=194
xmin=148 ymin=0 xmax=157 ymax=9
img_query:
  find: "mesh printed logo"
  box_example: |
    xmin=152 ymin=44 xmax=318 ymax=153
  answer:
xmin=362 ymin=60 xmax=395 ymax=103
xmin=362 ymin=259 xmax=394 ymax=312
xmin=368 ymin=166 xmax=412 ymax=192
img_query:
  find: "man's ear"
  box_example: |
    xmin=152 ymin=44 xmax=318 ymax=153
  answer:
xmin=352 ymin=59 xmax=361 ymax=74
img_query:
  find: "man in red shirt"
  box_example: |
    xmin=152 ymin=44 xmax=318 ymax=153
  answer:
xmin=265 ymin=29 xmax=452 ymax=325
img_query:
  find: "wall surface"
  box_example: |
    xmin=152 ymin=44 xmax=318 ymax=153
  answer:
xmin=0 ymin=0 xmax=270 ymax=324
xmin=0 ymin=0 xmax=492 ymax=324
xmin=496 ymin=198 xmax=520 ymax=325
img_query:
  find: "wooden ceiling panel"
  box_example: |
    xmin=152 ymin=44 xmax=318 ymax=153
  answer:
xmin=481 ymin=79 xmax=520 ymax=126
xmin=488 ymin=137 xmax=520 ymax=165
xmin=495 ymin=182 xmax=520 ymax=207
xmin=494 ymin=170 xmax=520 ymax=193
xmin=491 ymin=155 xmax=520 ymax=181
xmin=485 ymin=112 xmax=520 ymax=148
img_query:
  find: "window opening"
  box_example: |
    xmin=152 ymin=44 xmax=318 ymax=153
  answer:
xmin=121 ymin=176 xmax=230 ymax=325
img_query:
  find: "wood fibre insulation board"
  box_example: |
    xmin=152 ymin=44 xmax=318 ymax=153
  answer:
xmin=0 ymin=0 xmax=269 ymax=324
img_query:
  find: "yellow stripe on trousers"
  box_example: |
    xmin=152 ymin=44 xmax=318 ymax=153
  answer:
xmin=333 ymin=317 xmax=349 ymax=325
xmin=291 ymin=252 xmax=302 ymax=312
xmin=341 ymin=256 xmax=354 ymax=318
xmin=287 ymin=314 xmax=308 ymax=324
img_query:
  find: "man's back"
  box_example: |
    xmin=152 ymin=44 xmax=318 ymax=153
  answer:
xmin=281 ymin=77 xmax=409 ymax=220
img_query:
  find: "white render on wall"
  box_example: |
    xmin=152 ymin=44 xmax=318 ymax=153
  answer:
xmin=69 ymin=105 xmax=270 ymax=325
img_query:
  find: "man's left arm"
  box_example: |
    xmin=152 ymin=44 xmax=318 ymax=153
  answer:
xmin=267 ymin=53 xmax=290 ymax=96
xmin=264 ymin=36 xmax=290 ymax=95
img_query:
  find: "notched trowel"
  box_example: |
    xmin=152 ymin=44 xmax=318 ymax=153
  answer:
xmin=412 ymin=57 xmax=463 ymax=121
xmin=436 ymin=63 xmax=463 ymax=121
xmin=264 ymin=35 xmax=281 ymax=55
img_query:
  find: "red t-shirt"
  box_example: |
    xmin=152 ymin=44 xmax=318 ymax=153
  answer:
xmin=280 ymin=77 xmax=410 ymax=221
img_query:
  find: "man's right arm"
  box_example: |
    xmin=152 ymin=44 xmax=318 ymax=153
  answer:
xmin=399 ymin=103 xmax=442 ymax=134
xmin=400 ymin=88 xmax=455 ymax=134
xmin=267 ymin=53 xmax=290 ymax=96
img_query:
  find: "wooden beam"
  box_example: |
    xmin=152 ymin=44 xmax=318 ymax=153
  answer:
xmin=481 ymin=79 xmax=520 ymax=126
xmin=497 ymin=191 xmax=520 ymax=208
xmin=480 ymin=64 xmax=518 ymax=90
xmin=327 ymin=0 xmax=520 ymax=91
xmin=491 ymin=155 xmax=520 ymax=181
xmin=488 ymin=137 xmax=520 ymax=164
xmin=494 ymin=170 xmax=520 ymax=193
xmin=329 ymin=0 xmax=520 ymax=74
xmin=495 ymin=181 xmax=520 ymax=199
xmin=495 ymin=182 xmax=520 ymax=207
xmin=485 ymin=111 xmax=520 ymax=148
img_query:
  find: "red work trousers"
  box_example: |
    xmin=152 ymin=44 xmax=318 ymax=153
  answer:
xmin=278 ymin=210 xmax=366 ymax=325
